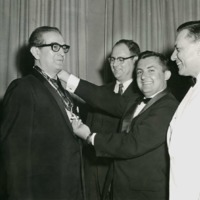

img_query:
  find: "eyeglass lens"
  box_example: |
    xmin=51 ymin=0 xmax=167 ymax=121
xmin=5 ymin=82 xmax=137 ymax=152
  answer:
xmin=109 ymin=57 xmax=125 ymax=64
xmin=52 ymin=44 xmax=69 ymax=53
xmin=108 ymin=55 xmax=135 ymax=64
xmin=36 ymin=43 xmax=70 ymax=53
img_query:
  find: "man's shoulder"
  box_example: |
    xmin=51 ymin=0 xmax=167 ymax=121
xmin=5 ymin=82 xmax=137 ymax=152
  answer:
xmin=102 ymin=81 xmax=116 ymax=89
xmin=164 ymin=91 xmax=179 ymax=103
xmin=5 ymin=74 xmax=41 ymax=96
xmin=154 ymin=91 xmax=179 ymax=110
xmin=12 ymin=74 xmax=38 ymax=86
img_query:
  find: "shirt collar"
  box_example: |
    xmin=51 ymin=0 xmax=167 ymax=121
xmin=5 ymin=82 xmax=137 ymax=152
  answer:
xmin=196 ymin=73 xmax=200 ymax=83
xmin=114 ymin=79 xmax=133 ymax=93
xmin=146 ymin=88 xmax=166 ymax=99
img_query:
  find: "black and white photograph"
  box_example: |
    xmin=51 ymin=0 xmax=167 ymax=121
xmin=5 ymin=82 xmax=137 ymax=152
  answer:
xmin=0 ymin=1 xmax=200 ymax=200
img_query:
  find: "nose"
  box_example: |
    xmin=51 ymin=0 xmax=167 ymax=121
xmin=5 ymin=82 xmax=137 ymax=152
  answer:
xmin=112 ymin=60 xmax=120 ymax=68
xmin=171 ymin=49 xmax=177 ymax=61
xmin=58 ymin=47 xmax=65 ymax=56
xmin=141 ymin=71 xmax=148 ymax=80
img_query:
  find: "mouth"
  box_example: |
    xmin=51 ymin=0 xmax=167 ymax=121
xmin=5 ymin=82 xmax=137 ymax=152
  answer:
xmin=57 ymin=59 xmax=64 ymax=63
xmin=176 ymin=60 xmax=182 ymax=66
xmin=142 ymin=81 xmax=152 ymax=85
xmin=114 ymin=69 xmax=122 ymax=74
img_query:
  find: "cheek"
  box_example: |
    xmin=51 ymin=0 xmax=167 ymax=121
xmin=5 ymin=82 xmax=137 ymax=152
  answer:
xmin=155 ymin=76 xmax=165 ymax=87
xmin=123 ymin=64 xmax=130 ymax=72
xmin=180 ymin=49 xmax=195 ymax=62
xmin=52 ymin=54 xmax=57 ymax=60
xmin=177 ymin=51 xmax=187 ymax=62
xmin=136 ymin=78 xmax=141 ymax=87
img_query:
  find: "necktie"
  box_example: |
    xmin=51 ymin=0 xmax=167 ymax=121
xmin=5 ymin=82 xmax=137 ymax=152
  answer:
xmin=50 ymin=78 xmax=74 ymax=111
xmin=124 ymin=97 xmax=151 ymax=132
xmin=118 ymin=83 xmax=124 ymax=95
xmin=33 ymin=66 xmax=74 ymax=112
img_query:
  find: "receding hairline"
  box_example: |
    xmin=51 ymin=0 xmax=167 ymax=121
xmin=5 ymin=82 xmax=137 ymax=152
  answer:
xmin=136 ymin=52 xmax=170 ymax=72
xmin=177 ymin=21 xmax=200 ymax=42
xmin=28 ymin=26 xmax=62 ymax=47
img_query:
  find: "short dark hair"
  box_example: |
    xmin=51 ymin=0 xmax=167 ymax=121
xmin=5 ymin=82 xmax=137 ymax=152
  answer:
xmin=114 ymin=39 xmax=140 ymax=56
xmin=29 ymin=26 xmax=62 ymax=48
xmin=136 ymin=51 xmax=170 ymax=71
xmin=177 ymin=20 xmax=200 ymax=41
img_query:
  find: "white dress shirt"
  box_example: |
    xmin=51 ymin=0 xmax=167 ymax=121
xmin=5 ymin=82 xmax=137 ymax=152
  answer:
xmin=167 ymin=74 xmax=200 ymax=200
xmin=114 ymin=79 xmax=133 ymax=94
xmin=67 ymin=75 xmax=133 ymax=94
xmin=133 ymin=89 xmax=165 ymax=118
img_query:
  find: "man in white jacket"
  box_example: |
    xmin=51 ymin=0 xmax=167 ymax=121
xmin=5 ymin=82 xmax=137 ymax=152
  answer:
xmin=167 ymin=20 xmax=200 ymax=200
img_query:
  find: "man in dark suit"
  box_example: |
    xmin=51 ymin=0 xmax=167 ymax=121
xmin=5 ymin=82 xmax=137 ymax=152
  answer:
xmin=0 ymin=26 xmax=84 ymax=200
xmin=58 ymin=51 xmax=179 ymax=200
xmin=83 ymin=39 xmax=141 ymax=200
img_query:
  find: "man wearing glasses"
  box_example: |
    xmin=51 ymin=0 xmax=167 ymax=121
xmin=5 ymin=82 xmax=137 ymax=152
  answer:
xmin=0 ymin=26 xmax=84 ymax=200
xmin=83 ymin=40 xmax=141 ymax=200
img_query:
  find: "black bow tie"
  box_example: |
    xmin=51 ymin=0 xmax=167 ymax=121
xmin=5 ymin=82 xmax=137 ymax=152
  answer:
xmin=142 ymin=97 xmax=152 ymax=104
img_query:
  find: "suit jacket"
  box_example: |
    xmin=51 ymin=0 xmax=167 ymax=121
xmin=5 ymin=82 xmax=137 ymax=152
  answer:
xmin=84 ymin=81 xmax=141 ymax=200
xmin=0 ymin=69 xmax=84 ymax=200
xmin=86 ymin=80 xmax=140 ymax=133
xmin=167 ymin=79 xmax=200 ymax=200
xmin=74 ymin=80 xmax=179 ymax=200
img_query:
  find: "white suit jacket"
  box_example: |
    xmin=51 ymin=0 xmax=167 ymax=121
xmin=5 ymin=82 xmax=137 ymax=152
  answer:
xmin=167 ymin=74 xmax=200 ymax=200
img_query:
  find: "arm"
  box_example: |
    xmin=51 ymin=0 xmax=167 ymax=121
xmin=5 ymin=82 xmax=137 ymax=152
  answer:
xmin=58 ymin=70 xmax=132 ymax=117
xmin=75 ymin=79 xmax=131 ymax=117
xmin=94 ymin=97 xmax=178 ymax=159
xmin=0 ymin=80 xmax=35 ymax=195
xmin=71 ymin=95 xmax=178 ymax=159
xmin=71 ymin=119 xmax=96 ymax=145
xmin=71 ymin=119 xmax=91 ymax=140
xmin=1 ymin=81 xmax=35 ymax=142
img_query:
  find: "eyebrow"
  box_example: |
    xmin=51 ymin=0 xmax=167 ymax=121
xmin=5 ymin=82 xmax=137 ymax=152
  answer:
xmin=137 ymin=65 xmax=155 ymax=71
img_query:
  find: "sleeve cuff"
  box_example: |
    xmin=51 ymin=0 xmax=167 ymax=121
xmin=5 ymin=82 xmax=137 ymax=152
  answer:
xmin=66 ymin=74 xmax=80 ymax=93
xmin=91 ymin=133 xmax=96 ymax=145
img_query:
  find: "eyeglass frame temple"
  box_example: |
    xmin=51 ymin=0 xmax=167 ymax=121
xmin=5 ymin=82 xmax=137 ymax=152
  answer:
xmin=123 ymin=55 xmax=136 ymax=60
xmin=108 ymin=54 xmax=136 ymax=63
xmin=36 ymin=43 xmax=70 ymax=52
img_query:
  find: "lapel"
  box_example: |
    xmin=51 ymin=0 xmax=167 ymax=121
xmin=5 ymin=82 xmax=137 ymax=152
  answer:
xmin=138 ymin=89 xmax=169 ymax=116
xmin=121 ymin=89 xmax=169 ymax=133
xmin=31 ymin=69 xmax=73 ymax=132
xmin=121 ymin=101 xmax=138 ymax=132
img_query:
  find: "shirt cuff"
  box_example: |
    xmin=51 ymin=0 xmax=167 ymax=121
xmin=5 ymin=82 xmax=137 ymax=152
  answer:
xmin=90 ymin=133 xmax=96 ymax=145
xmin=66 ymin=74 xmax=80 ymax=93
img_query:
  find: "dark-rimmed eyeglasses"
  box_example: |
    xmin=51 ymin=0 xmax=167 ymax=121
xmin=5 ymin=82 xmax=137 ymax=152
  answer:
xmin=36 ymin=43 xmax=70 ymax=53
xmin=108 ymin=55 xmax=136 ymax=65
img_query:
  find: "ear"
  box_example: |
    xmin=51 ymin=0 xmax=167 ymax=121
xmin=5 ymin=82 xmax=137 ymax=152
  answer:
xmin=133 ymin=56 xmax=139 ymax=62
xmin=132 ymin=56 xmax=139 ymax=64
xmin=30 ymin=46 xmax=40 ymax=60
xmin=164 ymin=70 xmax=171 ymax=81
xmin=197 ymin=41 xmax=200 ymax=55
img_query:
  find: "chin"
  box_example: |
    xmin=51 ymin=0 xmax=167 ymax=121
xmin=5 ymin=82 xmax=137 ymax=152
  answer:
xmin=55 ymin=67 xmax=62 ymax=74
xmin=115 ymin=76 xmax=122 ymax=81
xmin=178 ymin=70 xmax=187 ymax=76
xmin=56 ymin=64 xmax=63 ymax=70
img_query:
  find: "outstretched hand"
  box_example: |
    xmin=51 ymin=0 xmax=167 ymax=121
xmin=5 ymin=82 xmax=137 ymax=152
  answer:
xmin=72 ymin=119 xmax=91 ymax=140
xmin=58 ymin=70 xmax=70 ymax=83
